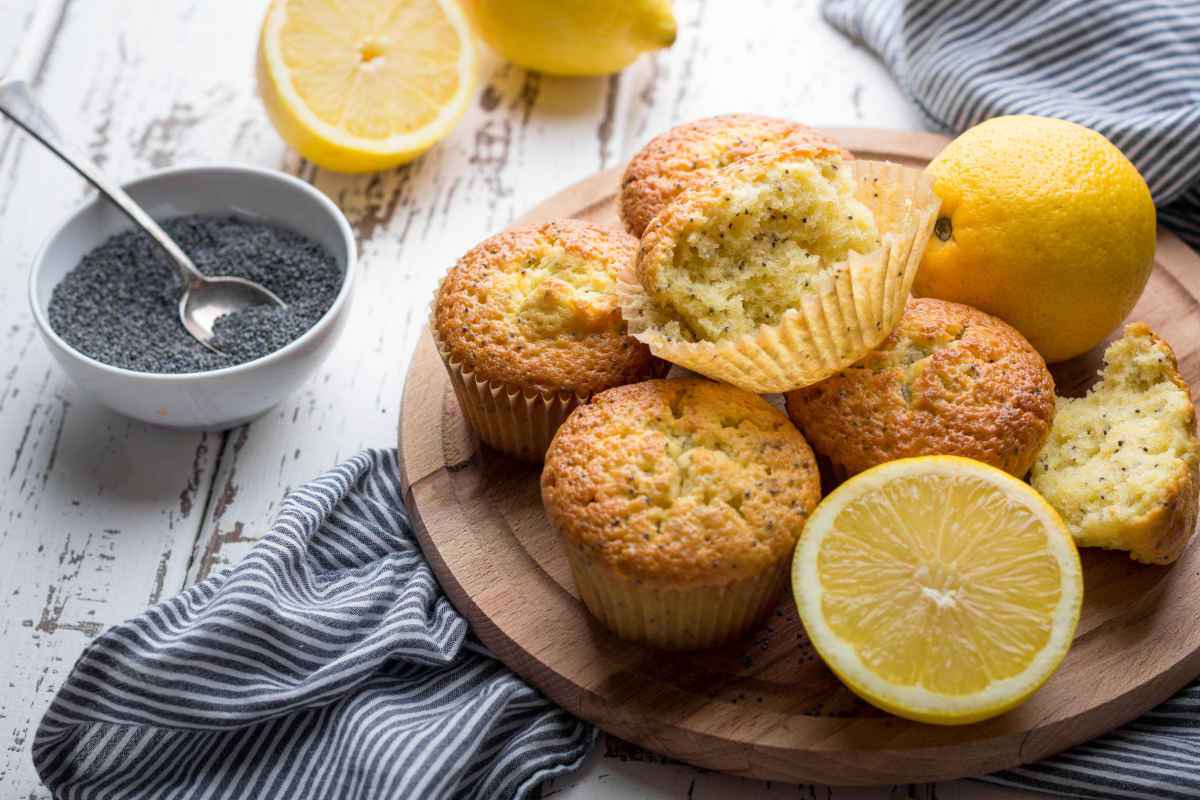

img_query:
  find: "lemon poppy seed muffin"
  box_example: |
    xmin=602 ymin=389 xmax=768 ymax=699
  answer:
xmin=785 ymin=298 xmax=1056 ymax=479
xmin=542 ymin=378 xmax=821 ymax=649
xmin=619 ymin=113 xmax=851 ymax=237
xmin=433 ymin=219 xmax=659 ymax=460
xmin=1031 ymin=324 xmax=1200 ymax=564
xmin=636 ymin=147 xmax=879 ymax=344
xmin=617 ymin=146 xmax=938 ymax=393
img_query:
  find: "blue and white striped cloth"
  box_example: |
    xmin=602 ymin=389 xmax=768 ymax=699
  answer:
xmin=824 ymin=1 xmax=1200 ymax=797
xmin=26 ymin=450 xmax=1200 ymax=800
xmin=824 ymin=0 xmax=1200 ymax=248
xmin=31 ymin=450 xmax=594 ymax=799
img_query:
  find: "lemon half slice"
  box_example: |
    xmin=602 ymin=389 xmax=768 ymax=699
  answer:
xmin=793 ymin=456 xmax=1082 ymax=725
xmin=258 ymin=0 xmax=477 ymax=172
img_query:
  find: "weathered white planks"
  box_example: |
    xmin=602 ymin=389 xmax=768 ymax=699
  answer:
xmin=0 ymin=1 xmax=38 ymax=75
xmin=618 ymin=0 xmax=927 ymax=152
xmin=0 ymin=2 xmax=265 ymax=795
xmin=0 ymin=1 xmax=1046 ymax=798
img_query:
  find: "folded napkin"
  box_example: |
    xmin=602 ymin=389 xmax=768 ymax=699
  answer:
xmin=824 ymin=0 xmax=1200 ymax=249
xmin=824 ymin=1 xmax=1200 ymax=797
xmin=32 ymin=450 xmax=594 ymax=800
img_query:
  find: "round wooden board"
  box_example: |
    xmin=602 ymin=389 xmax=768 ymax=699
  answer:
xmin=398 ymin=127 xmax=1200 ymax=785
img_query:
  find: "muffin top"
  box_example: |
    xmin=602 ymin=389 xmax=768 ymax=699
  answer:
xmin=635 ymin=147 xmax=880 ymax=343
xmin=620 ymin=114 xmax=851 ymax=237
xmin=542 ymin=378 xmax=821 ymax=587
xmin=434 ymin=219 xmax=657 ymax=394
xmin=785 ymin=298 xmax=1056 ymax=477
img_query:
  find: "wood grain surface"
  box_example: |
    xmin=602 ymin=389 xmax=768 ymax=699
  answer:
xmin=0 ymin=0 xmax=1111 ymax=796
xmin=398 ymin=130 xmax=1200 ymax=786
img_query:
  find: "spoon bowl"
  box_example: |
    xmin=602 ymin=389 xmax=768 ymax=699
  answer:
xmin=181 ymin=276 xmax=286 ymax=349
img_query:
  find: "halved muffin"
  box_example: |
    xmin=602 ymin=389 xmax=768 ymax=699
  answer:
xmin=617 ymin=147 xmax=940 ymax=393
xmin=785 ymin=298 xmax=1056 ymax=479
xmin=433 ymin=219 xmax=660 ymax=460
xmin=1031 ymin=324 xmax=1200 ymax=564
xmin=619 ymin=114 xmax=850 ymax=237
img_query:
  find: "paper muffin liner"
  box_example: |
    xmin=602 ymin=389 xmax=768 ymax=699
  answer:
xmin=617 ymin=159 xmax=940 ymax=393
xmin=429 ymin=322 xmax=583 ymax=462
xmin=564 ymin=542 xmax=788 ymax=650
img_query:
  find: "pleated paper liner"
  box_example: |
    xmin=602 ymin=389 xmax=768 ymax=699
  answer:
xmin=431 ymin=326 xmax=581 ymax=461
xmin=564 ymin=541 xmax=789 ymax=650
xmin=617 ymin=159 xmax=940 ymax=394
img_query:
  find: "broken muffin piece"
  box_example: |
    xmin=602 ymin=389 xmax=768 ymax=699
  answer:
xmin=1031 ymin=324 xmax=1200 ymax=564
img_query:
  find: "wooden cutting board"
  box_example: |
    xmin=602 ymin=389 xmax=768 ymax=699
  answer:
xmin=397 ymin=127 xmax=1200 ymax=785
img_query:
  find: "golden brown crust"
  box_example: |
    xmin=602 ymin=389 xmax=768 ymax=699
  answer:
xmin=433 ymin=219 xmax=658 ymax=395
xmin=619 ymin=114 xmax=851 ymax=237
xmin=785 ymin=298 xmax=1056 ymax=478
xmin=1128 ymin=465 xmax=1198 ymax=564
xmin=541 ymin=379 xmax=821 ymax=587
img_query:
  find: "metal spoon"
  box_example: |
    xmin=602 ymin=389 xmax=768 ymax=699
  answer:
xmin=0 ymin=79 xmax=284 ymax=353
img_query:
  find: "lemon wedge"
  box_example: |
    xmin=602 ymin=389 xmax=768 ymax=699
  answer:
xmin=257 ymin=0 xmax=477 ymax=173
xmin=793 ymin=456 xmax=1082 ymax=725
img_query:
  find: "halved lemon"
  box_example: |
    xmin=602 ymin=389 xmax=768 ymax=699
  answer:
xmin=257 ymin=0 xmax=477 ymax=173
xmin=793 ymin=456 xmax=1082 ymax=725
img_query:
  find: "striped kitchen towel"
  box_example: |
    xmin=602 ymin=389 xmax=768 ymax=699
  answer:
xmin=31 ymin=449 xmax=595 ymax=799
xmin=823 ymin=0 xmax=1200 ymax=248
xmin=823 ymin=2 xmax=1200 ymax=798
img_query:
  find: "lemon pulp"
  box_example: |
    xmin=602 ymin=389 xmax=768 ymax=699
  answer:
xmin=793 ymin=456 xmax=1082 ymax=725
xmin=258 ymin=0 xmax=477 ymax=172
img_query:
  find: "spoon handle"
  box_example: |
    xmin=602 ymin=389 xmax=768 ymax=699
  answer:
xmin=0 ymin=79 xmax=206 ymax=288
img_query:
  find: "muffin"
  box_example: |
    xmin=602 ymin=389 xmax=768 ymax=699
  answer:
xmin=541 ymin=378 xmax=821 ymax=649
xmin=617 ymin=147 xmax=940 ymax=393
xmin=785 ymin=298 xmax=1056 ymax=480
xmin=1032 ymin=324 xmax=1200 ymax=564
xmin=619 ymin=114 xmax=851 ymax=237
xmin=433 ymin=219 xmax=660 ymax=460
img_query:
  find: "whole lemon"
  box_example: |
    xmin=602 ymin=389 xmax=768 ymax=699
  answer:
xmin=916 ymin=115 xmax=1156 ymax=363
xmin=460 ymin=0 xmax=676 ymax=76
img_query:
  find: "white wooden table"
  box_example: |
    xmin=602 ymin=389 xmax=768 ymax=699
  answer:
xmin=0 ymin=2 xmax=1042 ymax=797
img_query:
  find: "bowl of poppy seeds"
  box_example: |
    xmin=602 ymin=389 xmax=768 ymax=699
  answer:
xmin=29 ymin=165 xmax=356 ymax=430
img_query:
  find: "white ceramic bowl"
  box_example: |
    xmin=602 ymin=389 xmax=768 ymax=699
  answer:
xmin=29 ymin=164 xmax=356 ymax=431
